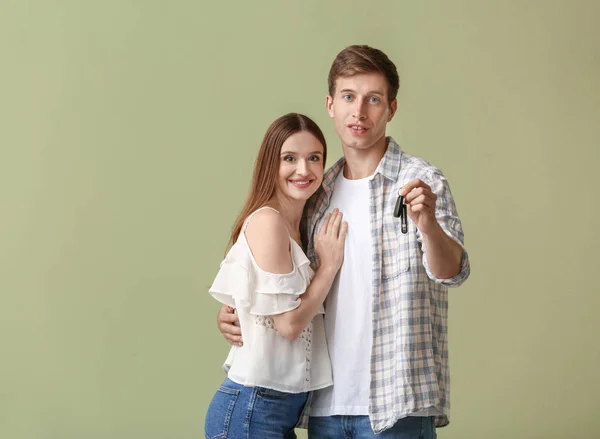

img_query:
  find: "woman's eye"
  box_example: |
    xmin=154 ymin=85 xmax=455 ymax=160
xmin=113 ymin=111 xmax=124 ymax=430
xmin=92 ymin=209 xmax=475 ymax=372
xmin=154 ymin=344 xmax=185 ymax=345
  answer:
xmin=283 ymin=156 xmax=295 ymax=162
xmin=309 ymin=155 xmax=320 ymax=162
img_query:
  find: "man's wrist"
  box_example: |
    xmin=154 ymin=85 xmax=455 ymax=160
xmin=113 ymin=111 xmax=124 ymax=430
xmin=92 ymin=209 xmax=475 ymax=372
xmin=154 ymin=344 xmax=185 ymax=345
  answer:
xmin=420 ymin=220 xmax=444 ymax=241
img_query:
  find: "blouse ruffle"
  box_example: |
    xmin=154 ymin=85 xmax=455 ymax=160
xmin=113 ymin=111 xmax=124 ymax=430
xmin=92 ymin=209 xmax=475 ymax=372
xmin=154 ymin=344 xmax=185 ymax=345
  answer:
xmin=209 ymin=237 xmax=320 ymax=316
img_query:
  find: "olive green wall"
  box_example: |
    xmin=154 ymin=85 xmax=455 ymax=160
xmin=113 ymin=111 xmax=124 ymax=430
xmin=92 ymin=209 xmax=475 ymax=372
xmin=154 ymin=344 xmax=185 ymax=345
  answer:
xmin=1 ymin=1 xmax=598 ymax=438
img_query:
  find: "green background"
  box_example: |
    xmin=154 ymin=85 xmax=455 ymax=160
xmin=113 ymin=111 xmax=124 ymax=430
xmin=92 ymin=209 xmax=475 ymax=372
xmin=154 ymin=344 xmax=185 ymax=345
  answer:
xmin=1 ymin=1 xmax=599 ymax=438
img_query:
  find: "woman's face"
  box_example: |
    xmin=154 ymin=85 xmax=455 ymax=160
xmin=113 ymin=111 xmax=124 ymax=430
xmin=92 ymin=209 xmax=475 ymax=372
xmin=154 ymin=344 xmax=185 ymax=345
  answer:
xmin=276 ymin=131 xmax=325 ymax=202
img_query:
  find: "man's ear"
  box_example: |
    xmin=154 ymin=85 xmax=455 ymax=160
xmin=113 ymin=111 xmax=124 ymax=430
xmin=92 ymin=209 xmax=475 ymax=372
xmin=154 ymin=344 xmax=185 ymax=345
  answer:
xmin=387 ymin=99 xmax=398 ymax=122
xmin=326 ymin=95 xmax=335 ymax=118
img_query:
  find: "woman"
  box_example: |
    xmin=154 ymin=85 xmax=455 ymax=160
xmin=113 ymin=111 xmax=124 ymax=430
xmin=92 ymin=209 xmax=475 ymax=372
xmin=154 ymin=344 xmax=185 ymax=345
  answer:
xmin=204 ymin=113 xmax=347 ymax=438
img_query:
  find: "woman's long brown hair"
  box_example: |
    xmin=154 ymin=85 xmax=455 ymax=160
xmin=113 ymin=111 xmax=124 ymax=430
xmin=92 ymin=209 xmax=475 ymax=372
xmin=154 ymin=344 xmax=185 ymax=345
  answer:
xmin=229 ymin=113 xmax=327 ymax=247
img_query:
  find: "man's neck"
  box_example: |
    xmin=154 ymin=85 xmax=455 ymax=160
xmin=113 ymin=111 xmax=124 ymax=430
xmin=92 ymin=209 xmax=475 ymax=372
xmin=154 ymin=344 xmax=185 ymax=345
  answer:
xmin=341 ymin=136 xmax=388 ymax=180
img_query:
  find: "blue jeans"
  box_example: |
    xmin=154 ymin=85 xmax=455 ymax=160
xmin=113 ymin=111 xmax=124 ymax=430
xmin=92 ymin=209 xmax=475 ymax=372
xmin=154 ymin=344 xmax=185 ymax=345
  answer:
xmin=204 ymin=377 xmax=309 ymax=439
xmin=307 ymin=415 xmax=437 ymax=439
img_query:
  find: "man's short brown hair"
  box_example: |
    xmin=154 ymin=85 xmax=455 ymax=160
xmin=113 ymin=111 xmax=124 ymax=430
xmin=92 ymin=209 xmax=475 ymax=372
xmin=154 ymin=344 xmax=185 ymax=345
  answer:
xmin=328 ymin=45 xmax=400 ymax=103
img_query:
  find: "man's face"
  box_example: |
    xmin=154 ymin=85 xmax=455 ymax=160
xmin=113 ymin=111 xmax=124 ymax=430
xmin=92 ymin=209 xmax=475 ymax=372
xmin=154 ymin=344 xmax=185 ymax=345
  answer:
xmin=326 ymin=72 xmax=397 ymax=152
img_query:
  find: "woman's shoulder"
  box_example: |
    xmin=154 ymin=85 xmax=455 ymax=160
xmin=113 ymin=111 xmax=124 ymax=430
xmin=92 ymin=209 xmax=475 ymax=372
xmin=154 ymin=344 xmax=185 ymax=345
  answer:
xmin=244 ymin=207 xmax=293 ymax=274
xmin=244 ymin=206 xmax=283 ymax=232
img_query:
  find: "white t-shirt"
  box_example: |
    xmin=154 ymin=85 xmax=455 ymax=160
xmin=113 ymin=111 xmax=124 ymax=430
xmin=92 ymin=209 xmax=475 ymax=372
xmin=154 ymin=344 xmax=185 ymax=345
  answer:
xmin=310 ymin=172 xmax=373 ymax=415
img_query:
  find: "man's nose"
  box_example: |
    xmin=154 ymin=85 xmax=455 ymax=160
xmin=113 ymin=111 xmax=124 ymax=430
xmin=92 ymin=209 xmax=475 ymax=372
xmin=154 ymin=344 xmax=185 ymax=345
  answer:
xmin=352 ymin=98 xmax=367 ymax=120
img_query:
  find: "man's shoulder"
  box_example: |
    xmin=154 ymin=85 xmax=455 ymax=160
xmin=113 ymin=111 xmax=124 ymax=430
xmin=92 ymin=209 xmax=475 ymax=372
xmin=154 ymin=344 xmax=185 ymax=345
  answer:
xmin=323 ymin=156 xmax=345 ymax=184
xmin=399 ymin=150 xmax=443 ymax=181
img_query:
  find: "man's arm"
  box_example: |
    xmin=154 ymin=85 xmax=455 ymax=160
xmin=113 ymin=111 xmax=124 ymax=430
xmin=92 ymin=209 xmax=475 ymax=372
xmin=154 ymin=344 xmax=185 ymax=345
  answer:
xmin=400 ymin=174 xmax=467 ymax=281
xmin=217 ymin=305 xmax=243 ymax=346
xmin=419 ymin=221 xmax=463 ymax=279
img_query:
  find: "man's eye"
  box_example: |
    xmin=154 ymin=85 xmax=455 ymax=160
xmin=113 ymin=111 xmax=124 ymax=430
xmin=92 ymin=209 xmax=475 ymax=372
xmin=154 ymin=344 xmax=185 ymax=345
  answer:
xmin=343 ymin=94 xmax=353 ymax=101
xmin=369 ymin=97 xmax=380 ymax=104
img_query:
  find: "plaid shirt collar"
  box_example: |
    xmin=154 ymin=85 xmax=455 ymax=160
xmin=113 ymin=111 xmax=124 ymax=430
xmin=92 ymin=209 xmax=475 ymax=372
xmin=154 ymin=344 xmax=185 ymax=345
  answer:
xmin=304 ymin=137 xmax=402 ymax=244
xmin=323 ymin=136 xmax=402 ymax=188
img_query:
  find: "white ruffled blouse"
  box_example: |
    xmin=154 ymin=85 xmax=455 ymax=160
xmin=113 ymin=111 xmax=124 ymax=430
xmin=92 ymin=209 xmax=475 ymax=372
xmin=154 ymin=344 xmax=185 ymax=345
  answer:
xmin=209 ymin=208 xmax=333 ymax=393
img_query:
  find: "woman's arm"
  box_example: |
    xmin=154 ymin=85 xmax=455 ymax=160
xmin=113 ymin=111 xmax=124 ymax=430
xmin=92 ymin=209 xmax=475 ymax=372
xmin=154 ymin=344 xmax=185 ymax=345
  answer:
xmin=245 ymin=209 xmax=346 ymax=340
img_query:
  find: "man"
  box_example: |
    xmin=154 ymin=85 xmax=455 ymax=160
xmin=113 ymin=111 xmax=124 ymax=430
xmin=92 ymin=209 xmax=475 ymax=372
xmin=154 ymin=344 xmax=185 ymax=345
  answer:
xmin=217 ymin=45 xmax=470 ymax=438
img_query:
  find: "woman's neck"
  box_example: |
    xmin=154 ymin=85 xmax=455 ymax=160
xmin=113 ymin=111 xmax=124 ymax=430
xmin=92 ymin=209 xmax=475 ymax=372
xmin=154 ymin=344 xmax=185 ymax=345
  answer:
xmin=268 ymin=195 xmax=305 ymax=235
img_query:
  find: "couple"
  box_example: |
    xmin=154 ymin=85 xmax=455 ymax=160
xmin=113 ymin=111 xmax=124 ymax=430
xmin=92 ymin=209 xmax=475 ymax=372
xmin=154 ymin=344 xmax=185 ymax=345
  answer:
xmin=205 ymin=45 xmax=470 ymax=439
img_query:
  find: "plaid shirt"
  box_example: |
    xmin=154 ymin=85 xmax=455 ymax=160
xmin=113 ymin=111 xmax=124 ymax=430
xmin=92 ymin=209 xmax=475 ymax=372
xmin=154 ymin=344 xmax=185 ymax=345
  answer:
xmin=298 ymin=137 xmax=470 ymax=433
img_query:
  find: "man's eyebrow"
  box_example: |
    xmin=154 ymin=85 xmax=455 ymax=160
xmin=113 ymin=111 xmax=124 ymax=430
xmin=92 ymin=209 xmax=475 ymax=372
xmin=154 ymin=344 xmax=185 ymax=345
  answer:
xmin=339 ymin=88 xmax=385 ymax=96
xmin=280 ymin=151 xmax=323 ymax=155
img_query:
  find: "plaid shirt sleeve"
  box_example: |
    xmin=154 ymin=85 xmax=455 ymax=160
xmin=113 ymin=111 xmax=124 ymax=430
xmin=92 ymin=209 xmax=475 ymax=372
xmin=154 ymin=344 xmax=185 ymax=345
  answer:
xmin=417 ymin=168 xmax=470 ymax=286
